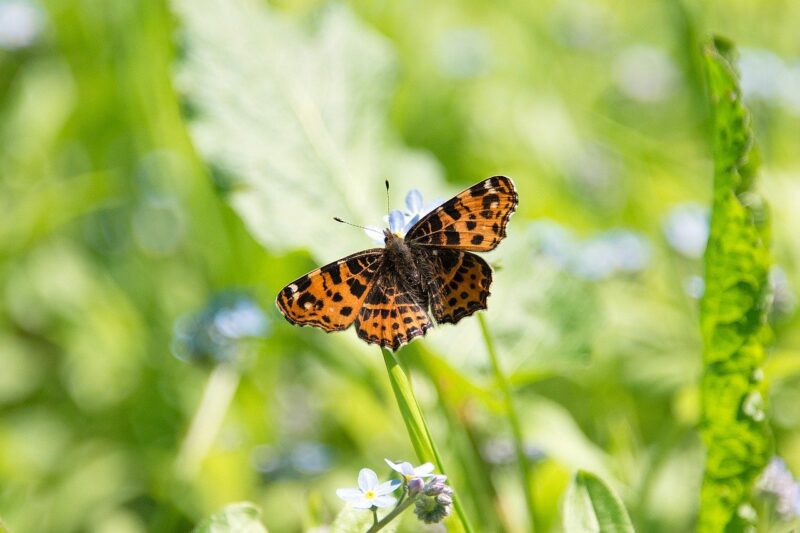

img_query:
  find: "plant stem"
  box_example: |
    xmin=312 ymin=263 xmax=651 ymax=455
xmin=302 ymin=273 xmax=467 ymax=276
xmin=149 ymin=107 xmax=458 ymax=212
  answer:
xmin=175 ymin=363 xmax=241 ymax=478
xmin=478 ymin=313 xmax=537 ymax=532
xmin=381 ymin=348 xmax=474 ymax=533
xmin=366 ymin=496 xmax=418 ymax=533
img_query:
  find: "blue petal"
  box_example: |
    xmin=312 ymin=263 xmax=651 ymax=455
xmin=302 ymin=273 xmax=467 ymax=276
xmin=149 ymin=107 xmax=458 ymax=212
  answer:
xmin=403 ymin=214 xmax=420 ymax=234
xmin=388 ymin=210 xmax=405 ymax=233
xmin=405 ymin=189 xmax=424 ymax=213
xmin=422 ymin=198 xmax=445 ymax=216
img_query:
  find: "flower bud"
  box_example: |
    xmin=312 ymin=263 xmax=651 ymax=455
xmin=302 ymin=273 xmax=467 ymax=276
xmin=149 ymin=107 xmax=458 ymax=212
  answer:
xmin=408 ymin=477 xmax=424 ymax=495
xmin=436 ymin=493 xmax=452 ymax=506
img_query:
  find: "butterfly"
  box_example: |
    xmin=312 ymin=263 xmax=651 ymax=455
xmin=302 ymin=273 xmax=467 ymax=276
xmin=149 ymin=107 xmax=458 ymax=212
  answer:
xmin=276 ymin=176 xmax=518 ymax=351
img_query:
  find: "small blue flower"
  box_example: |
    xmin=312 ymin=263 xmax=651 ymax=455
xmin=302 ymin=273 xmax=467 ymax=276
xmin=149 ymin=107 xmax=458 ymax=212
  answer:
xmin=365 ymin=189 xmax=443 ymax=244
xmin=662 ymin=203 xmax=709 ymax=259
xmin=171 ymin=292 xmax=269 ymax=365
xmin=336 ymin=468 xmax=400 ymax=509
xmin=384 ymin=458 xmax=436 ymax=482
xmin=530 ymin=221 xmax=651 ymax=280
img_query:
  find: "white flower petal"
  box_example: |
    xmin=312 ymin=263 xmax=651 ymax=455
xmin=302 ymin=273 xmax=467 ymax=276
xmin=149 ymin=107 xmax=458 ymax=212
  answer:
xmin=351 ymin=497 xmax=375 ymax=509
xmin=375 ymin=479 xmax=401 ymax=495
xmin=336 ymin=488 xmax=364 ymax=501
xmin=358 ymin=468 xmax=378 ymax=492
xmin=364 ymin=226 xmax=384 ymax=245
xmin=414 ymin=462 xmax=435 ymax=476
xmin=405 ymin=189 xmax=423 ymax=213
xmin=372 ymin=495 xmax=397 ymax=508
xmin=384 ymin=459 xmax=402 ymax=473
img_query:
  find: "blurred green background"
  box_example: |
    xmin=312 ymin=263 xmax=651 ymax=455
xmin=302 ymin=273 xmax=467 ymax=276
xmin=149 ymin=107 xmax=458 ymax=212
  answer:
xmin=1 ymin=0 xmax=799 ymax=531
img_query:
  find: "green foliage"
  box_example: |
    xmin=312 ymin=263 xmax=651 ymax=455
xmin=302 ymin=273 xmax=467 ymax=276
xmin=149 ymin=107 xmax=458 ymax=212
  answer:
xmin=194 ymin=502 xmax=268 ymax=533
xmin=697 ymin=37 xmax=772 ymax=532
xmin=173 ymin=0 xmax=446 ymax=261
xmin=331 ymin=507 xmax=399 ymax=533
xmin=3 ymin=1 xmax=800 ymax=532
xmin=562 ymin=470 xmax=635 ymax=533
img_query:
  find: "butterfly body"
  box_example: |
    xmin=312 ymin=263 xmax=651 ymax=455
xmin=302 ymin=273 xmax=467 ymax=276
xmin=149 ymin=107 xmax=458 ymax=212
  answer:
xmin=277 ymin=176 xmax=518 ymax=351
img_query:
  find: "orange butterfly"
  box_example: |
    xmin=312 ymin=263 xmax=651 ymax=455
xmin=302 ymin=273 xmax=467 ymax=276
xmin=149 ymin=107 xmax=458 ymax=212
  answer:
xmin=276 ymin=176 xmax=518 ymax=350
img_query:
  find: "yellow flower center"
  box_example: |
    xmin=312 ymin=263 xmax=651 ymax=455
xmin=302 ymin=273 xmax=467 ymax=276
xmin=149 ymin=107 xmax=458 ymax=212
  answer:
xmin=364 ymin=490 xmax=376 ymax=500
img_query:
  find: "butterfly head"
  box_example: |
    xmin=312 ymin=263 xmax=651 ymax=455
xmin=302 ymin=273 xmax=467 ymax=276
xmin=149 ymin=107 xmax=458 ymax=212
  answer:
xmin=383 ymin=227 xmax=404 ymax=244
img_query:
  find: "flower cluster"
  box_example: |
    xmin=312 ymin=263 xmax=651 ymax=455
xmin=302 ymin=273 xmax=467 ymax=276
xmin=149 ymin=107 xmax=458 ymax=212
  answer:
xmin=171 ymin=292 xmax=269 ymax=365
xmin=530 ymin=220 xmax=651 ymax=281
xmin=336 ymin=459 xmax=454 ymax=530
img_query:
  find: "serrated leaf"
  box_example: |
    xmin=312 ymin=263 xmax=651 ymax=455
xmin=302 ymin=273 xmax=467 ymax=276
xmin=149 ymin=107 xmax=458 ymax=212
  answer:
xmin=193 ymin=502 xmax=268 ymax=533
xmin=697 ymin=37 xmax=772 ymax=532
xmin=562 ymin=470 xmax=635 ymax=533
xmin=172 ymin=0 xmax=445 ymax=261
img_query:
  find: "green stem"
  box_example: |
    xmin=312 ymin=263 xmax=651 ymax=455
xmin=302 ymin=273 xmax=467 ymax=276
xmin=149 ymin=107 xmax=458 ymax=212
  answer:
xmin=366 ymin=495 xmax=418 ymax=533
xmin=478 ymin=313 xmax=537 ymax=532
xmin=175 ymin=362 xmax=240 ymax=479
xmin=381 ymin=348 xmax=474 ymax=533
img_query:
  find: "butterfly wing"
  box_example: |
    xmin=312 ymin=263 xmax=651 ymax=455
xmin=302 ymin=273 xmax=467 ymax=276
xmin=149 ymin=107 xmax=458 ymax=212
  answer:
xmin=405 ymin=176 xmax=518 ymax=251
xmin=276 ymin=250 xmax=384 ymax=331
xmin=355 ymin=273 xmax=433 ymax=351
xmin=426 ymin=249 xmax=493 ymax=324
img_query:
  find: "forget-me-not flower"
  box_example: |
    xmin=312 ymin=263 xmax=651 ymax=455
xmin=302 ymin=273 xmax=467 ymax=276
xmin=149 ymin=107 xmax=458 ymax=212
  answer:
xmin=384 ymin=458 xmax=436 ymax=482
xmin=365 ymin=189 xmax=444 ymax=244
xmin=336 ymin=468 xmax=400 ymax=509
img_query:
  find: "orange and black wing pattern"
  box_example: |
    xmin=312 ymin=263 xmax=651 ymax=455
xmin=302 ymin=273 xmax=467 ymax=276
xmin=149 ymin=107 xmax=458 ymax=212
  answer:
xmin=276 ymin=250 xmax=383 ymax=331
xmin=405 ymin=176 xmax=517 ymax=251
xmin=355 ymin=274 xmax=433 ymax=351
xmin=427 ymin=249 xmax=493 ymax=325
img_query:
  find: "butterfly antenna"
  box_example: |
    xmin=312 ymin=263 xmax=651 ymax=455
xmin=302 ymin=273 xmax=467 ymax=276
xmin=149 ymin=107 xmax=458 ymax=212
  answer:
xmin=333 ymin=217 xmax=370 ymax=231
xmin=385 ymin=179 xmax=391 ymax=218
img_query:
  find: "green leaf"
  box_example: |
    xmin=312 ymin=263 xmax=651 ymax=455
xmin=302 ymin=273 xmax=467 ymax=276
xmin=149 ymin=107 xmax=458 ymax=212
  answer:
xmin=172 ymin=0 xmax=446 ymax=261
xmin=562 ymin=470 xmax=635 ymax=533
xmin=193 ymin=502 xmax=268 ymax=533
xmin=697 ymin=37 xmax=772 ymax=532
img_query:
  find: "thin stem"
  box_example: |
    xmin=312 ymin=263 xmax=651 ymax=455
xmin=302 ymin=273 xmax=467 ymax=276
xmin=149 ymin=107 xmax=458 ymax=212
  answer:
xmin=381 ymin=348 xmax=474 ymax=533
xmin=371 ymin=508 xmax=378 ymax=527
xmin=366 ymin=496 xmax=417 ymax=533
xmin=478 ymin=313 xmax=537 ymax=532
xmin=175 ymin=363 xmax=241 ymax=478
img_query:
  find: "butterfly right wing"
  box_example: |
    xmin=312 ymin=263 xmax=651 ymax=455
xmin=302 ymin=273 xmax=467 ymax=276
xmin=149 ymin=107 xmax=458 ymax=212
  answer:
xmin=426 ymin=249 xmax=493 ymax=325
xmin=276 ymin=250 xmax=384 ymax=331
xmin=405 ymin=176 xmax=517 ymax=251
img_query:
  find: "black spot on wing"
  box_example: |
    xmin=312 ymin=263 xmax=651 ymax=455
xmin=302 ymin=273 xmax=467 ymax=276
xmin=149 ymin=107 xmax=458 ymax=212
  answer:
xmin=348 ymin=278 xmax=368 ymax=298
xmin=443 ymin=203 xmax=462 ymax=220
xmin=321 ymin=262 xmax=343 ymax=284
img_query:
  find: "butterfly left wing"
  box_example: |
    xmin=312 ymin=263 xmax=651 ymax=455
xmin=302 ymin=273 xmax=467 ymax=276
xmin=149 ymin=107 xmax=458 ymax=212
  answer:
xmin=425 ymin=249 xmax=493 ymax=325
xmin=405 ymin=176 xmax=517 ymax=251
xmin=355 ymin=274 xmax=433 ymax=351
xmin=276 ymin=250 xmax=384 ymax=331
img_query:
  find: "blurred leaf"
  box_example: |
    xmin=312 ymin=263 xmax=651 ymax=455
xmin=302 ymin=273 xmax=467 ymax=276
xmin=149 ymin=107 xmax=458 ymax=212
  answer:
xmin=193 ymin=502 xmax=268 ymax=533
xmin=697 ymin=37 xmax=772 ymax=532
xmin=562 ymin=470 xmax=635 ymax=533
xmin=173 ymin=0 xmax=445 ymax=261
xmin=330 ymin=506 xmax=399 ymax=533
